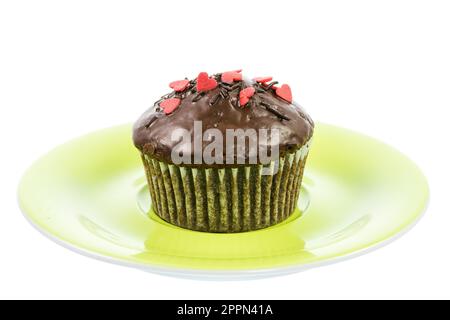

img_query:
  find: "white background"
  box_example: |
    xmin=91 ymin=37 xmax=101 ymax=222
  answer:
xmin=1 ymin=0 xmax=449 ymax=300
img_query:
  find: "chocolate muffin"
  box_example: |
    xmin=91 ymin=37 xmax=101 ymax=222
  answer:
xmin=133 ymin=70 xmax=314 ymax=233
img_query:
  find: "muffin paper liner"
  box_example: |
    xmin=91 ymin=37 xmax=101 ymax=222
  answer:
xmin=141 ymin=140 xmax=311 ymax=233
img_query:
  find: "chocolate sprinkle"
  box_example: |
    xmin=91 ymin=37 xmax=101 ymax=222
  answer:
xmin=209 ymin=94 xmax=221 ymax=107
xmin=145 ymin=116 xmax=158 ymax=128
xmin=261 ymin=101 xmax=291 ymax=121
xmin=220 ymin=82 xmax=233 ymax=90
xmin=231 ymin=82 xmax=242 ymax=90
xmin=193 ymin=92 xmax=205 ymax=102
xmin=154 ymin=98 xmax=163 ymax=106
xmin=161 ymin=91 xmax=176 ymax=99
xmin=219 ymin=90 xmax=228 ymax=99
xmin=265 ymin=81 xmax=279 ymax=90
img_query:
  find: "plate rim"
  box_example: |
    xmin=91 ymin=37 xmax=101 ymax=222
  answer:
xmin=19 ymin=198 xmax=428 ymax=280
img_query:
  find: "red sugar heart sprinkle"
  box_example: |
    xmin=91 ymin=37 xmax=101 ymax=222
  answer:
xmin=253 ymin=76 xmax=273 ymax=83
xmin=169 ymin=80 xmax=190 ymax=92
xmin=275 ymin=84 xmax=292 ymax=103
xmin=196 ymin=72 xmax=218 ymax=92
xmin=221 ymin=71 xmax=243 ymax=84
xmin=239 ymin=87 xmax=256 ymax=107
xmin=160 ymin=98 xmax=181 ymax=114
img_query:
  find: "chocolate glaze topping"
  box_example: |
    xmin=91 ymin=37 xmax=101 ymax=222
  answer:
xmin=133 ymin=73 xmax=314 ymax=167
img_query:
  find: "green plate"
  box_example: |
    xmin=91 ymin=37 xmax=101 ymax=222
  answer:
xmin=18 ymin=123 xmax=428 ymax=279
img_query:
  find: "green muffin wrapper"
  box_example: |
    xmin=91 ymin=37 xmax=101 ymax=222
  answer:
xmin=141 ymin=140 xmax=311 ymax=233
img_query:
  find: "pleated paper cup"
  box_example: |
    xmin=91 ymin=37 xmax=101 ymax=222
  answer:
xmin=141 ymin=140 xmax=311 ymax=233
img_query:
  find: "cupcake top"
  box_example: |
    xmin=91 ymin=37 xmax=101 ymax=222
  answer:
xmin=133 ymin=70 xmax=314 ymax=166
